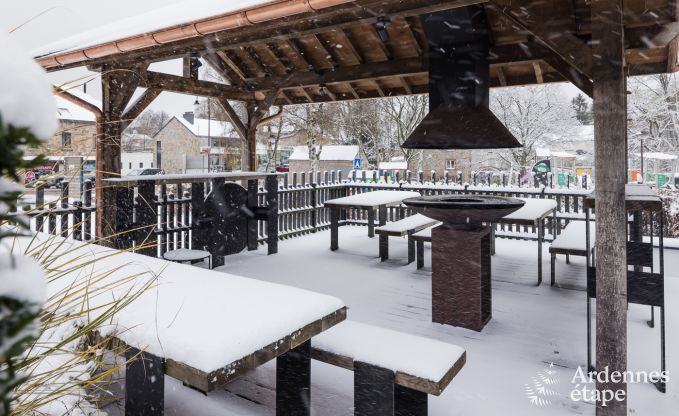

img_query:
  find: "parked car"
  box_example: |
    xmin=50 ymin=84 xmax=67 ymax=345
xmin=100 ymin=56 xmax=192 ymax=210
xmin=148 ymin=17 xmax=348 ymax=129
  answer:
xmin=276 ymin=164 xmax=290 ymax=173
xmin=45 ymin=175 xmax=65 ymax=188
xmin=125 ymin=168 xmax=164 ymax=176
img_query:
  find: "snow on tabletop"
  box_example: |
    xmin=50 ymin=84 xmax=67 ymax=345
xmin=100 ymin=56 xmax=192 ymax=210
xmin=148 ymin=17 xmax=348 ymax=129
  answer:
xmin=0 ymin=33 xmax=57 ymax=139
xmin=502 ymin=198 xmax=557 ymax=221
xmin=32 ymin=0 xmax=279 ymax=58
xmin=7 ymin=233 xmax=345 ymax=374
xmin=376 ymin=214 xmax=439 ymax=233
xmin=0 ymin=254 xmax=46 ymax=305
xmin=312 ymin=321 xmax=465 ymax=382
xmin=325 ymin=191 xmax=421 ymax=207
xmin=550 ymin=221 xmax=595 ymax=250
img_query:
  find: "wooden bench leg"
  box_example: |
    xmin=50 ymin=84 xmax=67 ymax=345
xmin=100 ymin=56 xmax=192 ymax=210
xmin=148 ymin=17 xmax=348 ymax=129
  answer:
xmin=550 ymin=253 xmax=556 ymax=287
xmin=379 ymin=234 xmax=389 ymax=261
xmin=368 ymin=208 xmax=376 ymax=238
xmin=276 ymin=341 xmax=311 ymax=416
xmin=407 ymin=235 xmax=415 ymax=264
xmin=125 ymin=348 xmax=164 ymax=416
xmin=395 ymin=385 xmax=427 ymax=416
xmin=331 ymin=208 xmax=339 ymax=251
xmin=416 ymin=241 xmax=424 ymax=269
xmin=355 ymin=362 xmax=394 ymax=416
xmin=355 ymin=362 xmax=427 ymax=416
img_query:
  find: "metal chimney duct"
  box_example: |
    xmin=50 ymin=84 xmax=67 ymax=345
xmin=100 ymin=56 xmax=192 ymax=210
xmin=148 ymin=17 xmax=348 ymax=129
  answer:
xmin=402 ymin=5 xmax=522 ymax=150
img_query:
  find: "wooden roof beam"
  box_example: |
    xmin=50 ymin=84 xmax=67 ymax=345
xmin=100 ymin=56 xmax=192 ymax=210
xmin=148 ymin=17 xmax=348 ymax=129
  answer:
xmin=488 ymin=1 xmax=592 ymax=80
xmin=143 ymin=71 xmax=257 ymax=101
xmin=246 ymin=57 xmax=426 ymax=91
xmin=122 ymin=87 xmax=162 ymax=121
xmin=202 ymin=52 xmax=246 ymax=86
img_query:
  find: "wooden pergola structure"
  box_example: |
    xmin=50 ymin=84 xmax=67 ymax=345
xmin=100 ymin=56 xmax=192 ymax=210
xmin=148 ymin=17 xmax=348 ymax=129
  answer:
xmin=39 ymin=1 xmax=679 ymax=414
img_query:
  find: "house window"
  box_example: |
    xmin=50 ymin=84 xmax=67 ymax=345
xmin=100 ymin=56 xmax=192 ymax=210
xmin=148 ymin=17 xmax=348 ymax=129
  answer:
xmin=139 ymin=162 xmax=144 ymax=168
xmin=61 ymin=132 xmax=72 ymax=148
xmin=129 ymin=162 xmax=132 ymax=169
xmin=445 ymin=159 xmax=456 ymax=170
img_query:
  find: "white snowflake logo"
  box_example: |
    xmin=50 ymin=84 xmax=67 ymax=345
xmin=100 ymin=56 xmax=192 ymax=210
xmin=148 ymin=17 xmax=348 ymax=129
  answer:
xmin=524 ymin=363 xmax=561 ymax=407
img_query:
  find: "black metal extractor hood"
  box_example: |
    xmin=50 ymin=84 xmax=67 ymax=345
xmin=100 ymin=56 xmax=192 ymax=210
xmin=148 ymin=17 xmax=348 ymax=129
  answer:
xmin=402 ymin=5 xmax=522 ymax=150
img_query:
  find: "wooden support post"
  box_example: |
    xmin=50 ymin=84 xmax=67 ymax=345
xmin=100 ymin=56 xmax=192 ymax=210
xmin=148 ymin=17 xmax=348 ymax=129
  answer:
xmin=276 ymin=340 xmax=310 ymax=416
xmin=592 ymin=1 xmax=628 ymax=414
xmin=247 ymin=179 xmax=259 ymax=251
xmin=124 ymin=348 xmax=164 ymax=416
xmin=266 ymin=175 xmax=279 ymax=255
xmin=98 ymin=65 xmax=147 ymax=245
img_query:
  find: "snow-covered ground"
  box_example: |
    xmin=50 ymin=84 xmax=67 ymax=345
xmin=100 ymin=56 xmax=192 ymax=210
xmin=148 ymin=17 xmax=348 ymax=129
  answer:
xmin=129 ymin=226 xmax=677 ymax=416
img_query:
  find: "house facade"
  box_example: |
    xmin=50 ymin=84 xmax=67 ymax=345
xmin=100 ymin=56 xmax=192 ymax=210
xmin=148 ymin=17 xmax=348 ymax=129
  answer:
xmin=409 ymin=149 xmax=473 ymax=182
xmin=288 ymin=145 xmax=365 ymax=178
xmin=153 ymin=112 xmax=241 ymax=174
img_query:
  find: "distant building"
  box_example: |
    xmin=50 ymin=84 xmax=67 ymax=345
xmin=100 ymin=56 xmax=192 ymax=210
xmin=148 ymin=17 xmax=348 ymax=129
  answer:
xmin=24 ymin=93 xmax=98 ymax=168
xmin=409 ymin=149 xmax=473 ymax=181
xmin=288 ymin=145 xmax=365 ymax=178
xmin=153 ymin=112 xmax=240 ymax=174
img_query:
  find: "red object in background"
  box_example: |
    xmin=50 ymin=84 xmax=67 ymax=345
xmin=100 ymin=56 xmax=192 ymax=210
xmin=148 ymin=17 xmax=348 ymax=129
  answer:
xmin=24 ymin=171 xmax=36 ymax=182
xmin=631 ymin=170 xmax=640 ymax=182
xmin=276 ymin=165 xmax=289 ymax=172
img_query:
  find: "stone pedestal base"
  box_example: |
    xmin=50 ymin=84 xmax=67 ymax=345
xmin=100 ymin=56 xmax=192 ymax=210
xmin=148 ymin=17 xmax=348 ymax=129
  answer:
xmin=431 ymin=224 xmax=491 ymax=331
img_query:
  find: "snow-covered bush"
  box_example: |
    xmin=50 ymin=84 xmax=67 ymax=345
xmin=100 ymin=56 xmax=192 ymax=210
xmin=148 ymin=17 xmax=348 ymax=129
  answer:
xmin=0 ymin=31 xmax=56 ymax=415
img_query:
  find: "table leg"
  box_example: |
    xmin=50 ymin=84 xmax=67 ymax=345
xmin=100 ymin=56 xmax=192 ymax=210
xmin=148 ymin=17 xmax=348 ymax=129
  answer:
xmin=368 ymin=208 xmax=375 ymax=238
xmin=416 ymin=240 xmax=424 ymax=269
xmin=379 ymin=234 xmax=389 ymax=261
xmin=276 ymin=341 xmax=311 ymax=416
xmin=407 ymin=234 xmax=415 ymax=264
xmin=378 ymin=204 xmax=387 ymax=227
xmin=331 ymin=207 xmax=339 ymax=251
xmin=266 ymin=175 xmax=279 ymax=255
xmin=537 ymin=218 xmax=543 ymax=286
xmin=125 ymin=348 xmax=164 ymax=416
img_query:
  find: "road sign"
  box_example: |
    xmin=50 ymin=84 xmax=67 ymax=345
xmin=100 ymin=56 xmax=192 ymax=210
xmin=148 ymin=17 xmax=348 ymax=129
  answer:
xmin=24 ymin=170 xmax=36 ymax=183
xmin=353 ymin=157 xmax=361 ymax=170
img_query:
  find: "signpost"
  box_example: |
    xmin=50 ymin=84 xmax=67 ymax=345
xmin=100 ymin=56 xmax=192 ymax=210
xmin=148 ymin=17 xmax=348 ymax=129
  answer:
xmin=353 ymin=157 xmax=361 ymax=170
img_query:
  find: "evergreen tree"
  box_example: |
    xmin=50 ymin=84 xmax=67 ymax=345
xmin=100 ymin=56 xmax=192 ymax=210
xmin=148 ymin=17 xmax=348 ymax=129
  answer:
xmin=571 ymin=93 xmax=593 ymax=125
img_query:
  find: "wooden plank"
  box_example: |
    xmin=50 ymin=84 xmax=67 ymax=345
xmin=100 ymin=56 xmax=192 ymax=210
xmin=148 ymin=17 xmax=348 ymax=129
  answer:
xmin=143 ymin=70 xmax=256 ymax=101
xmin=202 ymin=52 xmax=246 ymax=86
xmin=122 ymin=87 xmax=161 ymax=121
xmin=591 ymin=0 xmax=628 ymax=413
xmin=310 ymin=346 xmax=466 ymax=396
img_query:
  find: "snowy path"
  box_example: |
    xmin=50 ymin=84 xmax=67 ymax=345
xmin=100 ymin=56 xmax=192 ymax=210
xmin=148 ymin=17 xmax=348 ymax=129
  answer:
xmin=155 ymin=226 xmax=677 ymax=416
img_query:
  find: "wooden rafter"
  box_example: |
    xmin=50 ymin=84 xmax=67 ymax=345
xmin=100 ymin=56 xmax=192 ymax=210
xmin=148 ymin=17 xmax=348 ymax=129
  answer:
xmin=122 ymin=87 xmax=162 ymax=121
xmin=202 ymin=52 xmax=245 ymax=86
xmin=142 ymin=70 xmax=256 ymax=101
xmin=488 ymin=1 xmax=592 ymax=79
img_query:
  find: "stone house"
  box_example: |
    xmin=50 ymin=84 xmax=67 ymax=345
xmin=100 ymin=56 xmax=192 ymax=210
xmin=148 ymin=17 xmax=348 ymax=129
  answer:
xmin=153 ymin=112 xmax=241 ymax=174
xmin=288 ymin=145 xmax=365 ymax=178
xmin=24 ymin=94 xmax=98 ymax=163
xmin=408 ymin=149 xmax=473 ymax=182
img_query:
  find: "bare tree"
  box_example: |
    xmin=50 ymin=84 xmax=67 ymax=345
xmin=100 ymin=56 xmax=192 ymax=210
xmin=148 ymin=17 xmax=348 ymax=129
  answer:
xmin=490 ymin=85 xmax=574 ymax=175
xmin=381 ymin=95 xmax=428 ymax=166
xmin=128 ymin=109 xmax=171 ymax=137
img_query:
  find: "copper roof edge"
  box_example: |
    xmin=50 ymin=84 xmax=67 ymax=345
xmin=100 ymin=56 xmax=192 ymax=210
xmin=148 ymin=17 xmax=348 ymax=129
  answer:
xmin=36 ymin=0 xmax=356 ymax=70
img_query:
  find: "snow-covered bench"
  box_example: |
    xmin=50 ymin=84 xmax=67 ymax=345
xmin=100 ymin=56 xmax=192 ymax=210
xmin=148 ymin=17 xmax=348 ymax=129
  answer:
xmin=311 ymin=321 xmax=466 ymax=416
xmin=549 ymin=221 xmax=595 ymax=286
xmin=374 ymin=214 xmax=440 ymax=262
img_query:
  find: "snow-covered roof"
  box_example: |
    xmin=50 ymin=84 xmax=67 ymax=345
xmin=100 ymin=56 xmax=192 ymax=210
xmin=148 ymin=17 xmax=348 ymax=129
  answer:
xmin=173 ymin=115 xmax=238 ymax=138
xmin=55 ymin=95 xmax=97 ymax=123
xmin=379 ymin=161 xmax=408 ymax=170
xmin=535 ymin=148 xmax=576 ymax=159
xmin=55 ymin=85 xmax=102 ymax=110
xmin=32 ymin=0 xmax=277 ymax=58
xmin=289 ymin=145 xmax=360 ymax=161
xmin=0 ymin=33 xmax=56 ymax=139
xmin=638 ymin=152 xmax=678 ymax=160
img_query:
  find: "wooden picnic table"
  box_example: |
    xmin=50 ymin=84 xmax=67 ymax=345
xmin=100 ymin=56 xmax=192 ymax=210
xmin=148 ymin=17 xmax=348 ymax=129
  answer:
xmin=12 ymin=233 xmax=346 ymax=416
xmin=324 ymin=190 xmax=420 ymax=250
xmin=496 ymin=197 xmax=558 ymax=285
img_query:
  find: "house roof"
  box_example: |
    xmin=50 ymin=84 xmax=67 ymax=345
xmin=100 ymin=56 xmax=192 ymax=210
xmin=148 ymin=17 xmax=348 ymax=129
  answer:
xmin=289 ymin=145 xmax=360 ymax=161
xmin=55 ymin=95 xmax=97 ymax=123
xmin=171 ymin=115 xmax=238 ymax=138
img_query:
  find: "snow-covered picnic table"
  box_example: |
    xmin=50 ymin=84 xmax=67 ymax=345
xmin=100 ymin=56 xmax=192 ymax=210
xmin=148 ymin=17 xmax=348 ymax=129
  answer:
xmin=324 ymin=190 xmax=420 ymax=250
xmin=496 ymin=197 xmax=558 ymax=285
xmin=9 ymin=232 xmax=346 ymax=416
